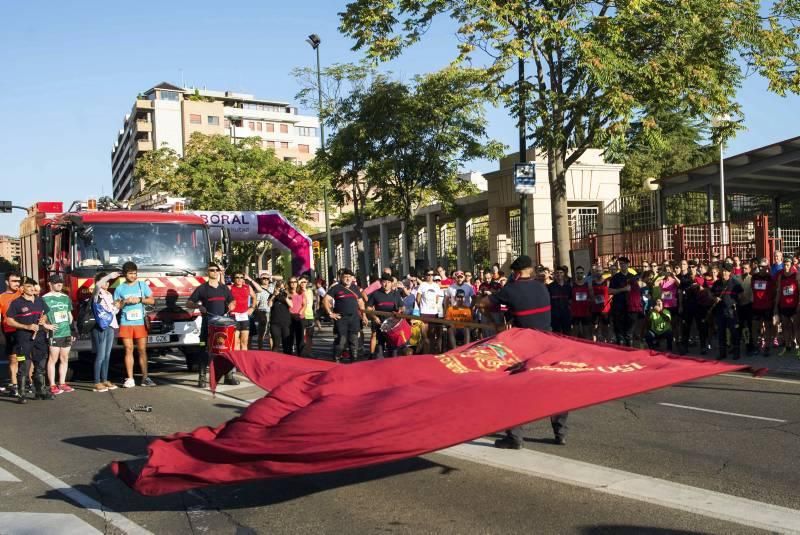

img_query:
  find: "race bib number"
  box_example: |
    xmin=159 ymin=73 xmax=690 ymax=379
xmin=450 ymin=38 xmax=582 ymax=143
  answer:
xmin=576 ymin=292 xmax=588 ymax=302
xmin=595 ymin=295 xmax=605 ymax=304
xmin=125 ymin=308 xmax=143 ymax=321
xmin=53 ymin=310 xmax=70 ymax=324
xmin=754 ymin=281 xmax=767 ymax=291
xmin=783 ymin=285 xmax=795 ymax=296
xmin=234 ymin=312 xmax=249 ymax=322
xmin=662 ymin=291 xmax=673 ymax=300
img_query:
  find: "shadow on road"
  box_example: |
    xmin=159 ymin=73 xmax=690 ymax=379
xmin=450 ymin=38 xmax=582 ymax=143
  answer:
xmin=581 ymin=527 xmax=708 ymax=535
xmin=42 ymin=440 xmax=458 ymax=514
xmin=673 ymin=383 xmax=800 ymax=396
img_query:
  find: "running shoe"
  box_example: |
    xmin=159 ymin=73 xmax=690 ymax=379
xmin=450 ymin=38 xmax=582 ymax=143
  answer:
xmin=59 ymin=384 xmax=74 ymax=393
xmin=49 ymin=384 xmax=63 ymax=395
xmin=140 ymin=377 xmax=156 ymax=387
xmin=104 ymin=381 xmax=118 ymax=390
xmin=93 ymin=383 xmax=109 ymax=393
xmin=122 ymin=378 xmax=135 ymax=388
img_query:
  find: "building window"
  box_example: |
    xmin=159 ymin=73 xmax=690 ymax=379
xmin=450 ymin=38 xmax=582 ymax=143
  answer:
xmin=298 ymin=144 xmax=310 ymax=153
xmin=224 ymin=119 xmax=230 ymax=128
xmin=280 ymin=141 xmax=289 ymax=148
xmin=265 ymin=141 xmax=275 ymax=148
xmin=243 ymin=102 xmax=286 ymax=112
xmin=160 ymin=90 xmax=180 ymax=101
xmin=207 ymin=116 xmax=220 ymax=125
xmin=279 ymin=124 xmax=289 ymax=134
xmin=265 ymin=123 xmax=274 ymax=133
xmin=296 ymin=126 xmax=317 ymax=137
xmin=568 ymin=206 xmax=599 ymax=239
xmin=255 ymin=122 xmax=262 ymax=131
xmin=189 ymin=114 xmax=201 ymax=125
xmin=248 ymin=121 xmax=255 ymax=130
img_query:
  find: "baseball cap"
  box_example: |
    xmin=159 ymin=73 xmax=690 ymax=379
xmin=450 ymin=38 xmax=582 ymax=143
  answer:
xmin=454 ymin=270 xmax=465 ymax=277
xmin=510 ymin=255 xmax=533 ymax=270
xmin=49 ymin=274 xmax=64 ymax=284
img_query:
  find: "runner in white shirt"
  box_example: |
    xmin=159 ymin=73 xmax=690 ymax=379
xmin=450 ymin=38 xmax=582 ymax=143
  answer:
xmin=417 ymin=270 xmax=444 ymax=352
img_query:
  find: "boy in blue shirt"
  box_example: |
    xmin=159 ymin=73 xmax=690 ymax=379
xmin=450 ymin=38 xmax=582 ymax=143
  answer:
xmin=114 ymin=262 xmax=155 ymax=388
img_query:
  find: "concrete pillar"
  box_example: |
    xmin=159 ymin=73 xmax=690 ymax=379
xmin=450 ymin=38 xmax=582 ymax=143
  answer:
xmin=426 ymin=213 xmax=437 ymax=269
xmin=379 ymin=223 xmax=390 ymax=272
xmin=489 ymin=206 xmax=510 ymax=268
xmin=400 ymin=221 xmax=410 ymax=276
xmin=342 ymin=231 xmax=352 ymax=273
xmin=456 ymin=216 xmax=469 ymax=271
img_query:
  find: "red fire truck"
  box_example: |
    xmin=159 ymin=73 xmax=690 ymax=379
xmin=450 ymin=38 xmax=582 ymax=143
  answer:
xmin=19 ymin=200 xmax=223 ymax=369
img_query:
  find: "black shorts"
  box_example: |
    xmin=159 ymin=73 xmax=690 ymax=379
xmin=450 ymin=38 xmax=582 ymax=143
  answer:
xmin=3 ymin=332 xmax=15 ymax=357
xmin=753 ymin=309 xmax=773 ymax=322
xmin=592 ymin=313 xmax=610 ymax=326
xmin=49 ymin=336 xmax=72 ymax=348
xmin=779 ymin=308 xmax=797 ymax=319
xmin=234 ymin=320 xmax=250 ymax=332
xmin=572 ymin=316 xmax=591 ymax=326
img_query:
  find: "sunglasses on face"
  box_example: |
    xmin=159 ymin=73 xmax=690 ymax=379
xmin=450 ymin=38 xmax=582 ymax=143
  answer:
xmin=426 ymin=273 xmax=434 ymax=276
xmin=289 ymin=280 xmax=298 ymax=284
xmin=208 ymin=268 xmax=219 ymax=273
xmin=234 ymin=276 xmax=244 ymax=279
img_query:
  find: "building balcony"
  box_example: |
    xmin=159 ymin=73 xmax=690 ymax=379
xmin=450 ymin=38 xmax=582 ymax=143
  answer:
xmin=135 ymin=120 xmax=152 ymax=132
xmin=136 ymin=139 xmax=153 ymax=151
xmin=136 ymin=99 xmax=153 ymax=110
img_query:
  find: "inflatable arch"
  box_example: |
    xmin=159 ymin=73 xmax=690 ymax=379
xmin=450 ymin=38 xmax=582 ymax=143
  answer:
xmin=190 ymin=211 xmax=313 ymax=275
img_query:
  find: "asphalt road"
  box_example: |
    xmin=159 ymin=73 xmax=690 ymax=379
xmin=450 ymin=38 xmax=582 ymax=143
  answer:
xmin=0 ymin=329 xmax=798 ymax=534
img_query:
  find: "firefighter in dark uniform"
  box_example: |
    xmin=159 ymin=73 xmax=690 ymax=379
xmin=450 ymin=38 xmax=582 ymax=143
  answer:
xmin=324 ymin=269 xmax=364 ymax=363
xmin=5 ymin=277 xmax=55 ymax=403
xmin=366 ymin=273 xmax=404 ymax=358
xmin=711 ymin=263 xmax=744 ymax=360
xmin=186 ymin=263 xmax=237 ymax=388
xmin=480 ymin=255 xmax=569 ymax=448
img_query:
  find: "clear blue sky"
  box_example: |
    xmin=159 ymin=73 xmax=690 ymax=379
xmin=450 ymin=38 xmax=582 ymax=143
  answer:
xmin=1 ymin=0 xmax=798 ymax=236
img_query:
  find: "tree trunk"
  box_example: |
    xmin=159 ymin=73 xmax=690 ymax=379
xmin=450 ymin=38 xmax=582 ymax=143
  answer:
xmin=548 ymin=148 xmax=571 ymax=270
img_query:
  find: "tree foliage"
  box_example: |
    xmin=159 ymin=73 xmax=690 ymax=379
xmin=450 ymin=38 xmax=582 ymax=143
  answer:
xmin=301 ymin=67 xmax=502 ymax=274
xmin=135 ymin=134 xmax=323 ymax=272
xmin=340 ymin=0 xmax=800 ymax=266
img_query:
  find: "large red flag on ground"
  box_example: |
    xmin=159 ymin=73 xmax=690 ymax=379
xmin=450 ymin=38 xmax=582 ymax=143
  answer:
xmin=112 ymin=328 xmax=754 ymax=496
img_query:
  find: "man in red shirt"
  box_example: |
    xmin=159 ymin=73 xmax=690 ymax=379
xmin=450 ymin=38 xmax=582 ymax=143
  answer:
xmin=750 ymin=259 xmax=776 ymax=356
xmin=775 ymin=257 xmax=800 ymax=356
xmin=0 ymin=272 xmax=22 ymax=396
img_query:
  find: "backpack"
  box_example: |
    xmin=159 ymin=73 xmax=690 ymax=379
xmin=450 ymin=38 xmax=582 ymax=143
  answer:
xmin=77 ymin=298 xmax=97 ymax=334
xmin=92 ymin=298 xmax=115 ymax=331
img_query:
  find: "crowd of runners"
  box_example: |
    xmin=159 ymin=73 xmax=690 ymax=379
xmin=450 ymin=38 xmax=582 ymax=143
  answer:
xmin=1 ymin=247 xmax=798 ymax=402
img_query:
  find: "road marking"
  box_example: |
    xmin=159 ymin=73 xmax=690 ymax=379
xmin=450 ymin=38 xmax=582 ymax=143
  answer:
xmin=0 ymin=445 xmax=153 ymax=535
xmin=0 ymin=466 xmax=20 ymax=482
xmin=658 ymin=402 xmax=788 ymax=423
xmin=721 ymin=372 xmax=800 ymax=385
xmin=0 ymin=512 xmax=102 ymax=534
xmin=167 ymin=382 xmax=253 ymax=407
xmin=440 ymin=439 xmax=800 ymax=534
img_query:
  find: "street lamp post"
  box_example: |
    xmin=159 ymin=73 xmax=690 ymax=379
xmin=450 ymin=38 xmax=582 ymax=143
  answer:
xmin=712 ymin=115 xmax=730 ymax=255
xmin=306 ymin=33 xmax=335 ymax=283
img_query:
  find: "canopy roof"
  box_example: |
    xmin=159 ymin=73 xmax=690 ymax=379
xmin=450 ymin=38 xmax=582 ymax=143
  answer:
xmin=658 ymin=135 xmax=800 ymax=199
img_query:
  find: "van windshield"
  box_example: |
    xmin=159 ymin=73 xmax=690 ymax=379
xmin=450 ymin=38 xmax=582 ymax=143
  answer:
xmin=76 ymin=223 xmax=210 ymax=271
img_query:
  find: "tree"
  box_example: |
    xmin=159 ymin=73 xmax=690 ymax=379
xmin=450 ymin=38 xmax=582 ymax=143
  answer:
xmin=340 ymin=0 xmax=800 ymax=267
xmin=308 ymin=68 xmax=501 ymax=273
xmin=135 ymin=133 xmax=323 ymax=272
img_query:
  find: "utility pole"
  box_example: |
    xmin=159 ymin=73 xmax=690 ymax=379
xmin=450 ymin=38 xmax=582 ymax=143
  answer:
xmin=518 ymin=57 xmax=528 ymax=257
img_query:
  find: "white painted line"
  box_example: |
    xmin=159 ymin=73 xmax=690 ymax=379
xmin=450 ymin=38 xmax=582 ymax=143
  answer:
xmin=0 ymin=512 xmax=102 ymax=534
xmin=0 ymin=445 xmax=153 ymax=535
xmin=721 ymin=373 xmax=800 ymax=385
xmin=167 ymin=382 xmax=252 ymax=407
xmin=658 ymin=402 xmax=788 ymax=423
xmin=0 ymin=465 xmax=20 ymax=482
xmin=440 ymin=439 xmax=800 ymax=534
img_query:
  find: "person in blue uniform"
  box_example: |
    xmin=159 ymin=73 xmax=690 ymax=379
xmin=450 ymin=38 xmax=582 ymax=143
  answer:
xmin=480 ymin=255 xmax=569 ymax=448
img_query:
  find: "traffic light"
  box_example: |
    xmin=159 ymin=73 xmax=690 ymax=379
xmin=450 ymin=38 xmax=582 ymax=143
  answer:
xmin=0 ymin=201 xmax=11 ymax=213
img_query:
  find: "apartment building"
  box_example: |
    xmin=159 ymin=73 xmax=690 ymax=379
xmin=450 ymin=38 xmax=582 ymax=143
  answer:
xmin=0 ymin=235 xmax=21 ymax=262
xmin=111 ymin=82 xmax=321 ymax=206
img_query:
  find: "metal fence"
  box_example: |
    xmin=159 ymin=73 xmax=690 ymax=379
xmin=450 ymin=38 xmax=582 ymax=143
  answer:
xmin=438 ymin=222 xmax=457 ymax=271
xmin=509 ymin=209 xmax=521 ymax=258
xmin=467 ymin=215 xmax=490 ymax=272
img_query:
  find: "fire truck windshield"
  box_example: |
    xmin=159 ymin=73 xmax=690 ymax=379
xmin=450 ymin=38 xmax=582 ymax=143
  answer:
xmin=75 ymin=223 xmax=210 ymax=272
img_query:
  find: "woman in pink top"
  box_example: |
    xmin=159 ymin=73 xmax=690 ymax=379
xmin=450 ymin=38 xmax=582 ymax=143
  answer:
xmin=229 ymin=271 xmax=256 ymax=350
xmin=659 ymin=271 xmax=680 ymax=335
xmin=288 ymin=277 xmax=307 ymax=355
